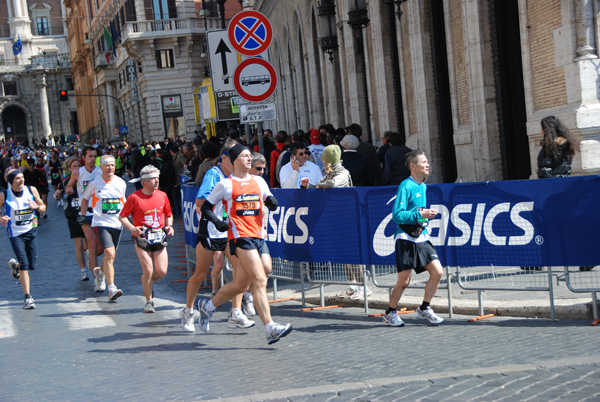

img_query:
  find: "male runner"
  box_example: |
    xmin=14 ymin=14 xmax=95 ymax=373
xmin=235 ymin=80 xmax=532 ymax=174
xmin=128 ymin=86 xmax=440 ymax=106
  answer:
xmin=80 ymin=155 xmax=127 ymax=302
xmin=67 ymin=146 xmax=104 ymax=291
xmin=383 ymin=150 xmax=444 ymax=327
xmin=119 ymin=165 xmax=174 ymax=313
xmin=197 ymin=144 xmax=292 ymax=344
xmin=1 ymin=169 xmax=46 ymax=308
xmin=179 ymin=142 xmax=254 ymax=332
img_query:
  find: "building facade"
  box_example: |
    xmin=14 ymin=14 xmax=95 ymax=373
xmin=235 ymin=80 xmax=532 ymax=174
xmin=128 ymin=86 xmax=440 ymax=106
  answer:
xmin=0 ymin=0 xmax=75 ymax=145
xmin=65 ymin=0 xmax=242 ymax=144
xmin=256 ymin=0 xmax=600 ymax=183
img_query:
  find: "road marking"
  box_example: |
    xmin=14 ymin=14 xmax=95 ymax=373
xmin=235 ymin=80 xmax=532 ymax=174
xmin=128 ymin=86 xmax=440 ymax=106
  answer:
xmin=55 ymin=298 xmax=117 ymax=330
xmin=0 ymin=304 xmax=17 ymax=338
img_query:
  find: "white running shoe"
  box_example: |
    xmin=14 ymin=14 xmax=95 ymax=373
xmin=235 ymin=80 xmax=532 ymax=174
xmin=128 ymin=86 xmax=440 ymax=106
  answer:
xmin=179 ymin=308 xmax=196 ymax=332
xmin=23 ymin=296 xmax=36 ymax=309
xmin=93 ymin=267 xmax=106 ymax=292
xmin=108 ymin=287 xmax=123 ymax=302
xmin=197 ymin=298 xmax=214 ymax=333
xmin=228 ymin=311 xmax=255 ymax=328
xmin=349 ymin=287 xmax=372 ymax=300
xmin=80 ymin=269 xmax=90 ymax=281
xmin=266 ymin=323 xmax=293 ymax=345
xmin=144 ymin=300 xmax=155 ymax=313
xmin=337 ymin=285 xmax=357 ymax=297
xmin=416 ymin=306 xmax=444 ymax=325
xmin=383 ymin=311 xmax=405 ymax=327
xmin=9 ymin=258 xmax=20 ymax=280
xmin=242 ymin=293 xmax=256 ymax=317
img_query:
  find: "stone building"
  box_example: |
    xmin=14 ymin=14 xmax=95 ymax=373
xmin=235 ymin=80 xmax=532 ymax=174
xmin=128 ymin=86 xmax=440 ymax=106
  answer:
xmin=255 ymin=0 xmax=600 ymax=183
xmin=0 ymin=0 xmax=75 ymax=145
xmin=67 ymin=0 xmax=242 ymax=144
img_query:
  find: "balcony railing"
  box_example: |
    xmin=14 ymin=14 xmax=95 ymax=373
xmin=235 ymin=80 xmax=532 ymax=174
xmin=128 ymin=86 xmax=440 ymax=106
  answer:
xmin=122 ymin=17 xmax=226 ymax=42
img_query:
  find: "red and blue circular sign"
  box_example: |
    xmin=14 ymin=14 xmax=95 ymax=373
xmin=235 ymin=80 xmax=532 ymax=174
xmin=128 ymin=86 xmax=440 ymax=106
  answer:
xmin=228 ymin=11 xmax=272 ymax=57
xmin=233 ymin=58 xmax=278 ymax=103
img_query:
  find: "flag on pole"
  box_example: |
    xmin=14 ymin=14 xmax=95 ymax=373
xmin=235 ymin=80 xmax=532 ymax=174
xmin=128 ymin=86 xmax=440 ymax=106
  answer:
xmin=109 ymin=22 xmax=120 ymax=56
xmin=12 ymin=34 xmax=22 ymax=56
xmin=103 ymin=26 xmax=113 ymax=50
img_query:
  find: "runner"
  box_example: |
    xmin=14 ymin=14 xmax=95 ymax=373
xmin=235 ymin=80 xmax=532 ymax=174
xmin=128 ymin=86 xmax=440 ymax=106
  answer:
xmin=67 ymin=146 xmax=104 ymax=291
xmin=119 ymin=165 xmax=174 ymax=313
xmin=0 ymin=169 xmax=47 ymax=309
xmin=48 ymin=150 xmax=63 ymax=206
xmin=179 ymin=142 xmax=255 ymax=332
xmin=196 ymin=144 xmax=292 ymax=344
xmin=61 ymin=156 xmax=89 ymax=281
xmin=80 ymin=155 xmax=127 ymax=302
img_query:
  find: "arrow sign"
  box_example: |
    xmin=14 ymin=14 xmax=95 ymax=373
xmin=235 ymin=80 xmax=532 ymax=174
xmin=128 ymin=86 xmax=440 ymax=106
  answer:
xmin=207 ymin=30 xmax=239 ymax=93
xmin=216 ymin=39 xmax=231 ymax=85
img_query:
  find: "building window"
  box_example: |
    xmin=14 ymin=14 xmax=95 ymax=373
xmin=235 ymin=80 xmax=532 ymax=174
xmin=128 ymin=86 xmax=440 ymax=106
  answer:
xmin=36 ymin=17 xmax=49 ymax=35
xmin=3 ymin=81 xmax=18 ymax=96
xmin=156 ymin=49 xmax=174 ymax=68
xmin=66 ymin=76 xmax=74 ymax=90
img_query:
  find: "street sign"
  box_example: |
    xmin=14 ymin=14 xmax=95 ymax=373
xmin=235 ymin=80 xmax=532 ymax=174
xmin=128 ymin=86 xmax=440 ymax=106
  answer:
xmin=207 ymin=30 xmax=239 ymax=93
xmin=215 ymin=91 xmax=240 ymax=121
xmin=112 ymin=127 xmax=119 ymax=135
xmin=228 ymin=11 xmax=272 ymax=57
xmin=239 ymin=102 xmax=277 ymax=123
xmin=233 ymin=58 xmax=277 ymax=103
xmin=120 ymin=125 xmax=129 ymax=134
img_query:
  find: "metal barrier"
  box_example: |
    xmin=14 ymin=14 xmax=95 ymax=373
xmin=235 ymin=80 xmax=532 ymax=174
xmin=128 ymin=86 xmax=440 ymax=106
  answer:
xmin=269 ymin=258 xmax=306 ymax=307
xmin=371 ymin=264 xmax=454 ymax=317
xmin=455 ymin=266 xmax=557 ymax=320
xmin=563 ymin=266 xmax=599 ymax=319
xmin=304 ymin=262 xmax=371 ymax=313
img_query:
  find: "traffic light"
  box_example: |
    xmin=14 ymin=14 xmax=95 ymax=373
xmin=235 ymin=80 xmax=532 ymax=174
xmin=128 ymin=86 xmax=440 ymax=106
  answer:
xmin=59 ymin=90 xmax=68 ymax=101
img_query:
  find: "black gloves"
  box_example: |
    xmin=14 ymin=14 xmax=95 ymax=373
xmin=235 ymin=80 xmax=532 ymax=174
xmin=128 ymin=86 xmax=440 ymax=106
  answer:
xmin=76 ymin=215 xmax=86 ymax=225
xmin=200 ymin=200 xmax=230 ymax=232
xmin=265 ymin=196 xmax=278 ymax=211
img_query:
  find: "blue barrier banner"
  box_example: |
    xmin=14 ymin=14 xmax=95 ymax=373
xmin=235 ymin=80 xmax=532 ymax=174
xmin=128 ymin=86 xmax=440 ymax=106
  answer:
xmin=181 ymin=175 xmax=600 ymax=267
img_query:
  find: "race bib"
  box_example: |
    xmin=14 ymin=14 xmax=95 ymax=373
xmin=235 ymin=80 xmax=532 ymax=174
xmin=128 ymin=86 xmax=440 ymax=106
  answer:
xmin=51 ymin=173 xmax=60 ymax=179
xmin=15 ymin=208 xmax=34 ymax=226
xmin=146 ymin=229 xmax=166 ymax=244
xmin=235 ymin=194 xmax=260 ymax=216
xmin=70 ymin=198 xmax=80 ymax=208
xmin=101 ymin=198 xmax=121 ymax=214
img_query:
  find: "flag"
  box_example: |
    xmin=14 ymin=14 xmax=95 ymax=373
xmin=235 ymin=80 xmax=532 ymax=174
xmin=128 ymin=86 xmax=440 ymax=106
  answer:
xmin=103 ymin=26 xmax=113 ymax=50
xmin=12 ymin=34 xmax=22 ymax=56
xmin=109 ymin=22 xmax=120 ymax=56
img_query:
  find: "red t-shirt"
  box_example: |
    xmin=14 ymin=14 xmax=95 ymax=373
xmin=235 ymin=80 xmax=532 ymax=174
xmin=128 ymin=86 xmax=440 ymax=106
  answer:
xmin=120 ymin=189 xmax=172 ymax=228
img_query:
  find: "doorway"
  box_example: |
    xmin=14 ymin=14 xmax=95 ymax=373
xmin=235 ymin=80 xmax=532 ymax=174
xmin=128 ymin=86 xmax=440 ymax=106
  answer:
xmin=3 ymin=106 xmax=27 ymax=144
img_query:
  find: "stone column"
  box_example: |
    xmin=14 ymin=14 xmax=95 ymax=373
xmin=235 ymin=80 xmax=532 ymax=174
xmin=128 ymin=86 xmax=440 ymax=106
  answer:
xmin=575 ymin=0 xmax=597 ymax=60
xmin=37 ymin=74 xmax=52 ymax=140
xmin=105 ymin=82 xmax=117 ymax=138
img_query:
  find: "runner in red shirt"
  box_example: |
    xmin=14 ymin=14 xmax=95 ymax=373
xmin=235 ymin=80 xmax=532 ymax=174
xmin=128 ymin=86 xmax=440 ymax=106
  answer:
xmin=119 ymin=165 xmax=174 ymax=313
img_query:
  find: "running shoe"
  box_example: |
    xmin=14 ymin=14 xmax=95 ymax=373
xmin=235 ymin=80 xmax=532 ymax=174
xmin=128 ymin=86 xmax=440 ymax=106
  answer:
xmin=416 ymin=306 xmax=444 ymax=325
xmin=337 ymin=285 xmax=357 ymax=297
xmin=9 ymin=258 xmax=19 ymax=280
xmin=383 ymin=311 xmax=405 ymax=327
xmin=144 ymin=300 xmax=155 ymax=313
xmin=349 ymin=287 xmax=372 ymax=300
xmin=242 ymin=293 xmax=256 ymax=317
xmin=227 ymin=311 xmax=255 ymax=328
xmin=23 ymin=296 xmax=36 ymax=309
xmin=179 ymin=308 xmax=196 ymax=333
xmin=108 ymin=288 xmax=123 ymax=302
xmin=93 ymin=267 xmax=106 ymax=292
xmin=266 ymin=323 xmax=293 ymax=345
xmin=197 ymin=298 xmax=214 ymax=333
xmin=80 ymin=269 xmax=90 ymax=281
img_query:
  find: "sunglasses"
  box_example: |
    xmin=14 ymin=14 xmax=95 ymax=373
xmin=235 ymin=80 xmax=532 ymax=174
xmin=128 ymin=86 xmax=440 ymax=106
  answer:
xmin=296 ymin=151 xmax=309 ymax=156
xmin=254 ymin=167 xmax=265 ymax=171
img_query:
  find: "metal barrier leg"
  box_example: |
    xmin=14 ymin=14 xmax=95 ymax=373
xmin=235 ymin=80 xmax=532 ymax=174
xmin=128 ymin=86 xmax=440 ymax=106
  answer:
xmin=446 ymin=267 xmax=453 ymax=319
xmin=320 ymin=284 xmax=325 ymax=307
xmin=548 ymin=267 xmax=556 ymax=321
xmin=272 ymin=278 xmax=278 ymax=300
xmin=478 ymin=289 xmax=484 ymax=316
xmin=300 ymin=264 xmax=306 ymax=308
xmin=592 ymin=292 xmax=598 ymax=320
xmin=363 ymin=268 xmax=370 ymax=314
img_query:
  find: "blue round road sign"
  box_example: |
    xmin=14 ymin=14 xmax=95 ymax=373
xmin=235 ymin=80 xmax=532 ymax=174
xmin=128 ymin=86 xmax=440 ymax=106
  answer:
xmin=228 ymin=11 xmax=272 ymax=57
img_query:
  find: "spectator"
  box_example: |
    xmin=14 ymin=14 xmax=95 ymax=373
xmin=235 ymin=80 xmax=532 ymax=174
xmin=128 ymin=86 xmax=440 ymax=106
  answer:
xmin=378 ymin=131 xmax=391 ymax=169
xmin=340 ymin=135 xmax=374 ymax=186
xmin=195 ymin=141 xmax=221 ymax=186
xmin=346 ymin=123 xmax=382 ymax=185
xmin=270 ymin=130 xmax=288 ymax=188
xmin=383 ymin=131 xmax=412 ymax=186
xmin=279 ymin=141 xmax=322 ymax=189
xmin=308 ymin=128 xmax=326 ymax=172
xmin=301 ymin=144 xmax=351 ymax=189
xmin=537 ymin=116 xmax=575 ymax=178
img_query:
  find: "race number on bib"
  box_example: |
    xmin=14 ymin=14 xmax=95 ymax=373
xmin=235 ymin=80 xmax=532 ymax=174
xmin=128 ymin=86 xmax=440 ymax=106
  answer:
xmin=101 ymin=198 xmax=121 ymax=214
xmin=147 ymin=229 xmax=166 ymax=245
xmin=15 ymin=208 xmax=34 ymax=226
xmin=235 ymin=194 xmax=260 ymax=216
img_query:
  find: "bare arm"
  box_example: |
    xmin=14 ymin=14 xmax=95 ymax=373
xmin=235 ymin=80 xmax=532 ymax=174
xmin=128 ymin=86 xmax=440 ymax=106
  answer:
xmin=29 ymin=186 xmax=46 ymax=214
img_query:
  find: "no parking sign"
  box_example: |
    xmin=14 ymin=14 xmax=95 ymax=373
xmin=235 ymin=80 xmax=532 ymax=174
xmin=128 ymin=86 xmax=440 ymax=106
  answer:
xmin=228 ymin=11 xmax=272 ymax=57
